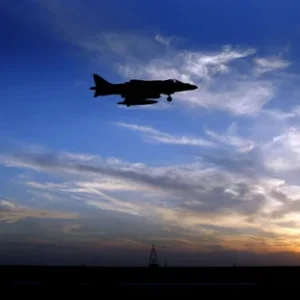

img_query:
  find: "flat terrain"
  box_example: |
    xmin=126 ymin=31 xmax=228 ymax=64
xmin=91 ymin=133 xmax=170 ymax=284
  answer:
xmin=1 ymin=265 xmax=300 ymax=293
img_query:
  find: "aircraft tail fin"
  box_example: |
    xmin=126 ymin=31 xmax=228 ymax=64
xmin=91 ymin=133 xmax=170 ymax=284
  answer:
xmin=89 ymin=74 xmax=111 ymax=97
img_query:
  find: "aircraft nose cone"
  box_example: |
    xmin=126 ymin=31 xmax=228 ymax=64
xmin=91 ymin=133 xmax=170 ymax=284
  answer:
xmin=190 ymin=84 xmax=198 ymax=90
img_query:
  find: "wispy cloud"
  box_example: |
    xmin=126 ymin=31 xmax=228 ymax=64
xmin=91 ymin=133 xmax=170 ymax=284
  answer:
xmin=0 ymin=199 xmax=78 ymax=223
xmin=17 ymin=1 xmax=296 ymax=116
xmin=261 ymin=106 xmax=300 ymax=121
xmin=5 ymin=0 xmax=300 ymax=257
xmin=113 ymin=121 xmax=256 ymax=153
xmin=262 ymin=127 xmax=300 ymax=173
xmin=204 ymin=122 xmax=255 ymax=153
xmin=114 ymin=122 xmax=215 ymax=147
xmin=254 ymin=57 xmax=290 ymax=74
xmin=116 ymin=46 xmax=277 ymax=115
xmin=2 ymin=135 xmax=300 ymax=253
xmin=154 ymin=34 xmax=174 ymax=47
xmin=0 ymin=142 xmax=298 ymax=233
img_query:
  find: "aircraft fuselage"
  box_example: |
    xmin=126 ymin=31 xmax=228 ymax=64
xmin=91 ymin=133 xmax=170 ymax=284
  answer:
xmin=89 ymin=74 xmax=198 ymax=106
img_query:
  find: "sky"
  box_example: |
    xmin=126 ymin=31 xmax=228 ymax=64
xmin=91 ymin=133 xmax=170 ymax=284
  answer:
xmin=2 ymin=0 xmax=300 ymax=266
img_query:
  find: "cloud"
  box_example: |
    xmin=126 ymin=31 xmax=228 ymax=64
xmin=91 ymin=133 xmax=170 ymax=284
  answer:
xmin=116 ymin=46 xmax=277 ymax=115
xmin=3 ymin=138 xmax=300 ymax=253
xmin=114 ymin=121 xmax=256 ymax=154
xmin=114 ymin=122 xmax=215 ymax=147
xmin=0 ymin=143 xmax=295 ymax=230
xmin=117 ymin=45 xmax=256 ymax=81
xmin=1 ymin=146 xmax=255 ymax=211
xmin=27 ymin=189 xmax=59 ymax=202
xmin=261 ymin=105 xmax=300 ymax=121
xmin=25 ymin=1 xmax=170 ymax=64
xmin=154 ymin=34 xmax=174 ymax=47
xmin=204 ymin=122 xmax=255 ymax=153
xmin=0 ymin=199 xmax=78 ymax=223
xmin=14 ymin=1 xmax=295 ymax=116
xmin=254 ymin=57 xmax=290 ymax=74
xmin=5 ymin=0 xmax=300 ymax=257
xmin=262 ymin=127 xmax=300 ymax=174
xmin=60 ymin=152 xmax=97 ymax=162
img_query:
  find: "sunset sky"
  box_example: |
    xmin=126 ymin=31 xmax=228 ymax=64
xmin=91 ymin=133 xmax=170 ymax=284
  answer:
xmin=2 ymin=0 xmax=300 ymax=266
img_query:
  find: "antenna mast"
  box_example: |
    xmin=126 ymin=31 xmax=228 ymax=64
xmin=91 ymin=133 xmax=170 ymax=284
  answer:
xmin=148 ymin=244 xmax=159 ymax=267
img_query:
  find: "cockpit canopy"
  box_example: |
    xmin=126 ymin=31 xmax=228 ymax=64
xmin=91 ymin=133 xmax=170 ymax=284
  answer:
xmin=167 ymin=79 xmax=182 ymax=84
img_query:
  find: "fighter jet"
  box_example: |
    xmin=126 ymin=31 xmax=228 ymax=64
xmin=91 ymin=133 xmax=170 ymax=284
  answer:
xmin=89 ymin=74 xmax=198 ymax=106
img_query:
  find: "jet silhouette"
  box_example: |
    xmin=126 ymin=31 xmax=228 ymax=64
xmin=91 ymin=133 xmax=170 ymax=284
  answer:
xmin=89 ymin=74 xmax=198 ymax=106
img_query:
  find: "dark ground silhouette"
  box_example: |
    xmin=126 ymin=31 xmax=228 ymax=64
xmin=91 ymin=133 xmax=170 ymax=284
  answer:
xmin=2 ymin=265 xmax=300 ymax=294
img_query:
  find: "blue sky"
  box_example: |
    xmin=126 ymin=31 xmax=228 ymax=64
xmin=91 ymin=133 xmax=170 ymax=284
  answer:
xmin=2 ymin=0 xmax=300 ymax=266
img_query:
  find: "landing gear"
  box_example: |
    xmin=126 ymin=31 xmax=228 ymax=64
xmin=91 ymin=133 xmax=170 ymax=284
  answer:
xmin=167 ymin=95 xmax=172 ymax=102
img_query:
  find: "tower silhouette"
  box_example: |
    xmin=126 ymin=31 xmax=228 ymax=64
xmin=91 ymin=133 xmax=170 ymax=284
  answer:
xmin=148 ymin=244 xmax=159 ymax=267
